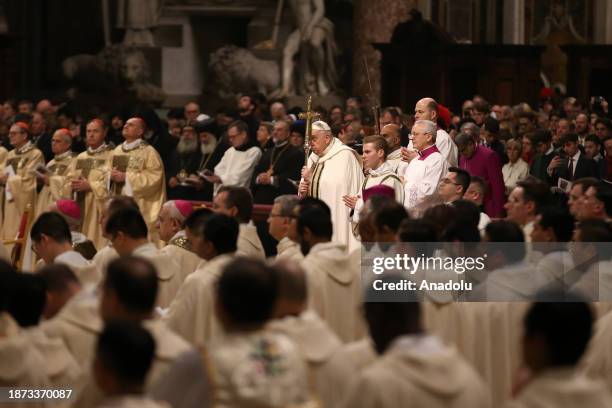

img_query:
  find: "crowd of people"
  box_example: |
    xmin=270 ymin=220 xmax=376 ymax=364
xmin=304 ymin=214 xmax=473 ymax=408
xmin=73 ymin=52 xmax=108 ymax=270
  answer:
xmin=0 ymin=91 xmax=611 ymax=407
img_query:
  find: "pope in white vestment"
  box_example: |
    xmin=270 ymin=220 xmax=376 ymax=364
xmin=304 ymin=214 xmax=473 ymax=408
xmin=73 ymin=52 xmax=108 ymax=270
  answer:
xmin=299 ymin=121 xmax=363 ymax=251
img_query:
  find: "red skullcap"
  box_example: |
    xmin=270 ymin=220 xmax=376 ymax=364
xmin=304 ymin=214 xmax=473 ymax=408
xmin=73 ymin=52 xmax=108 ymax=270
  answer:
xmin=14 ymin=121 xmax=30 ymax=133
xmin=173 ymin=200 xmax=194 ymax=219
xmin=362 ymin=184 xmax=395 ymax=203
xmin=56 ymin=199 xmax=81 ymax=220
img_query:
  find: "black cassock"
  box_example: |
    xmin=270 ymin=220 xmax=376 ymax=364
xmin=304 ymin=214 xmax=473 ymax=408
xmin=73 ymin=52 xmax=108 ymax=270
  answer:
xmin=251 ymin=142 xmax=305 ymax=204
xmin=165 ymin=138 xmax=230 ymax=201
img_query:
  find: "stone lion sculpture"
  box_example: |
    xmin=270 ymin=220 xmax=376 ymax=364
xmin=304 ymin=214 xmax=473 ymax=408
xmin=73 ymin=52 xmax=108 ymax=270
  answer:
xmin=207 ymin=45 xmax=280 ymax=100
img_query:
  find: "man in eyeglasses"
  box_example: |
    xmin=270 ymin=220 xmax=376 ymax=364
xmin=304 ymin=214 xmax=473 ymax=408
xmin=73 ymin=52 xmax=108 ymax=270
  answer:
xmin=437 ymin=167 xmax=471 ymax=204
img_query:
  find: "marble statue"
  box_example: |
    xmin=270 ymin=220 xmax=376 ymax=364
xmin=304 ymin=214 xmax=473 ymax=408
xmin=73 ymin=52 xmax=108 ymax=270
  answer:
xmin=117 ymin=0 xmax=162 ymax=46
xmin=208 ymin=45 xmax=280 ymax=100
xmin=279 ymin=0 xmax=338 ymax=96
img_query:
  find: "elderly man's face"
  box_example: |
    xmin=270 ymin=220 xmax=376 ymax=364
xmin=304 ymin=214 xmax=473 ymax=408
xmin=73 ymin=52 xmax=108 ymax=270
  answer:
xmin=156 ymin=205 xmax=180 ymax=242
xmin=410 ymin=124 xmax=433 ymax=151
xmin=184 ymin=103 xmax=200 ymax=122
xmin=272 ymin=122 xmax=289 ymax=143
xmin=51 ymin=131 xmax=71 ymax=155
xmin=31 ymin=113 xmax=46 ymax=135
xmin=310 ymin=130 xmax=331 ymax=156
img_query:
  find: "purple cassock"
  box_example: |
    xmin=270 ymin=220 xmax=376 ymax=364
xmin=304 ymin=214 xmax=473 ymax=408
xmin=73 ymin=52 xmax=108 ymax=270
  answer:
xmin=459 ymin=145 xmax=505 ymax=218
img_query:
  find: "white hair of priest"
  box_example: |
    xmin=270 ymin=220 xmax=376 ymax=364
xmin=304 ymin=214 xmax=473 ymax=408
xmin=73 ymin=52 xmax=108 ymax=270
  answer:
xmin=413 ymin=119 xmax=437 ymax=143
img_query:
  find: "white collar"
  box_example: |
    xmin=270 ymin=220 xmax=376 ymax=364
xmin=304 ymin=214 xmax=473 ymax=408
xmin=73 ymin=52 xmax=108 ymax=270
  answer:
xmin=170 ymin=230 xmax=186 ymax=241
xmin=71 ymin=231 xmax=88 ymax=244
xmin=54 ymin=150 xmax=72 ymax=161
xmin=87 ymin=143 xmax=108 ymax=154
xmin=15 ymin=141 xmax=33 ymax=154
xmin=122 ymin=138 xmax=143 ymax=150
xmin=571 ymin=150 xmax=581 ymax=161
xmin=369 ymin=161 xmax=394 ymax=177
xmin=319 ymin=138 xmax=336 ymax=157
xmin=132 ymin=242 xmax=157 ymax=256
xmin=545 ymin=145 xmax=554 ymax=155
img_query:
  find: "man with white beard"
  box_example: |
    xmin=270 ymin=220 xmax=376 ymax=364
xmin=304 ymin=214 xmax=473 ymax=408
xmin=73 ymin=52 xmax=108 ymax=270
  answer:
xmin=188 ymin=120 xmax=229 ymax=201
xmin=166 ymin=124 xmax=203 ymax=200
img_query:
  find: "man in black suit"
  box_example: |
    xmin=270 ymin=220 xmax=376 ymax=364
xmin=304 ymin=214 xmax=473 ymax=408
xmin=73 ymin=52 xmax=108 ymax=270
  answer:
xmin=251 ymin=119 xmax=304 ymax=204
xmin=530 ymin=130 xmax=556 ymax=185
xmin=548 ymin=133 xmax=600 ymax=186
xmin=30 ymin=112 xmax=53 ymax=162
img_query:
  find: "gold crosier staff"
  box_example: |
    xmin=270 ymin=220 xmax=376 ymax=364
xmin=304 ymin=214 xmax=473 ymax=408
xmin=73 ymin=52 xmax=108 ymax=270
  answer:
xmin=297 ymin=96 xmax=320 ymax=197
xmin=298 ymin=96 xmax=320 ymax=164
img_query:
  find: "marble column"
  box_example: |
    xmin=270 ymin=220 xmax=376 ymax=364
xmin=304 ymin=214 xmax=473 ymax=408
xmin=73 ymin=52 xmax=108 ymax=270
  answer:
xmin=352 ymin=0 xmax=420 ymax=103
xmin=594 ymin=0 xmax=612 ymax=44
xmin=502 ymin=0 xmax=525 ymax=45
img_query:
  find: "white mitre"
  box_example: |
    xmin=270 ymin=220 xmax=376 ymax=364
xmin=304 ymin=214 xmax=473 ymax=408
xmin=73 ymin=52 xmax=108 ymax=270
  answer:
xmin=312 ymin=120 xmax=331 ymax=132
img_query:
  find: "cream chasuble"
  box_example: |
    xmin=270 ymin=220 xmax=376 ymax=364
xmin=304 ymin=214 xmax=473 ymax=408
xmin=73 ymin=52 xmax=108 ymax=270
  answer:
xmin=164 ymin=253 xmax=234 ymax=347
xmin=1 ymin=143 xmax=44 ymax=250
xmin=351 ymin=161 xmax=404 ymax=224
xmin=301 ymin=242 xmax=366 ymax=343
xmin=63 ymin=144 xmax=113 ymax=250
xmin=267 ymin=310 xmax=343 ymax=408
xmin=506 ymin=368 xmax=612 ymax=408
xmin=34 ymin=150 xmax=75 ymax=218
xmin=0 ymin=146 xmax=7 ymax=168
xmin=0 ymin=313 xmax=50 ymax=408
xmin=303 ymin=138 xmax=363 ymax=252
xmin=275 ymin=237 xmax=303 ymax=262
xmin=340 ymin=335 xmax=490 ymax=408
xmin=205 ymin=330 xmax=313 ymax=408
xmin=160 ymin=230 xmax=202 ymax=286
xmin=237 ymin=222 xmax=266 ymax=260
xmin=110 ymin=140 xmax=166 ymax=233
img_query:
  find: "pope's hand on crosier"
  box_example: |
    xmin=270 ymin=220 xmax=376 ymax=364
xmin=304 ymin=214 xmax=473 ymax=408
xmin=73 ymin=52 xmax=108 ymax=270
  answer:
xmin=301 ymin=166 xmax=312 ymax=182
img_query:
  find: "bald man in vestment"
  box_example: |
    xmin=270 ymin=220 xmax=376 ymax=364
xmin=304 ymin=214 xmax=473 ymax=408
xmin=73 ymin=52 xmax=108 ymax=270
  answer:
xmin=0 ymin=122 xmax=45 ymax=251
xmin=299 ymin=120 xmax=363 ymax=251
xmin=109 ymin=117 xmax=166 ymax=243
xmin=64 ymin=119 xmax=114 ymax=250
xmin=157 ymin=200 xmax=202 ymax=285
